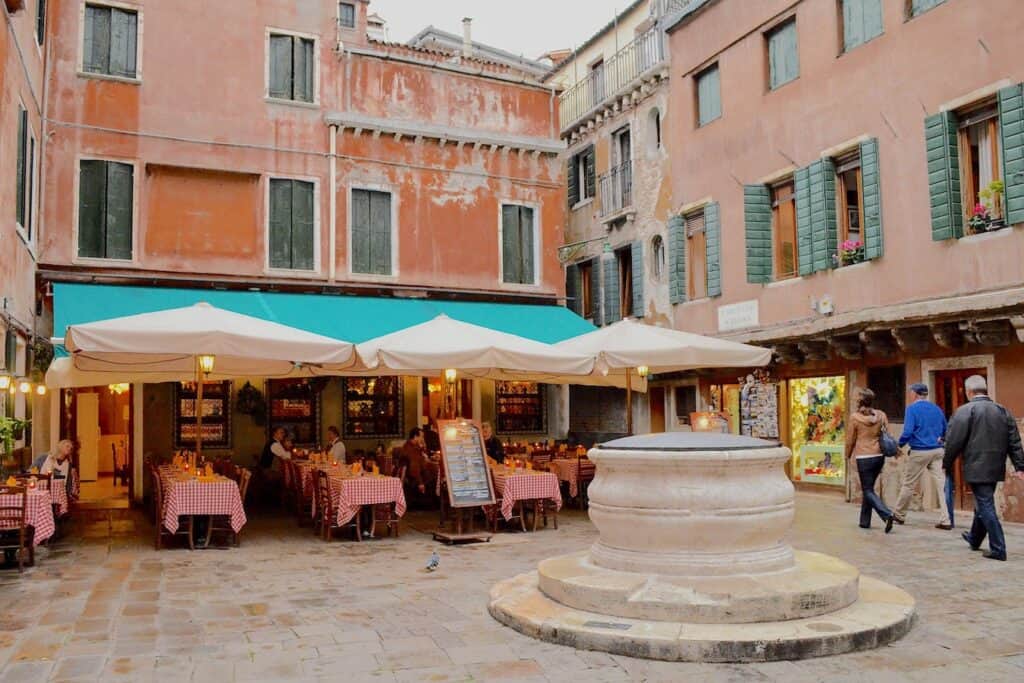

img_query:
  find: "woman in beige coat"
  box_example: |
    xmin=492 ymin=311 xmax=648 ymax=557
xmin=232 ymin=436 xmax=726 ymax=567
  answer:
xmin=844 ymin=388 xmax=895 ymax=533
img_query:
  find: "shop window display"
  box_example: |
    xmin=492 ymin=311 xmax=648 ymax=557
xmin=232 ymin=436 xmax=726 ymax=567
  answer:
xmin=789 ymin=376 xmax=846 ymax=486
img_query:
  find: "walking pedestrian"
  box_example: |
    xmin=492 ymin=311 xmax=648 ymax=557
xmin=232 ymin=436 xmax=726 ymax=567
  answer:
xmin=892 ymin=383 xmax=951 ymax=529
xmin=943 ymin=375 xmax=1024 ymax=561
xmin=845 ymin=388 xmax=896 ymax=533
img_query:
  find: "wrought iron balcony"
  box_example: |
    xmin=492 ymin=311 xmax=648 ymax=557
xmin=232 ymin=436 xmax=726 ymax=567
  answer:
xmin=599 ymin=161 xmax=633 ymax=218
xmin=558 ymin=26 xmax=666 ymax=132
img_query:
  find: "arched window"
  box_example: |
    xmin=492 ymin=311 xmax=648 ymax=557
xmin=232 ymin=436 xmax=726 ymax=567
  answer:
xmin=651 ymin=235 xmax=665 ymax=279
xmin=647 ymin=107 xmax=662 ymax=157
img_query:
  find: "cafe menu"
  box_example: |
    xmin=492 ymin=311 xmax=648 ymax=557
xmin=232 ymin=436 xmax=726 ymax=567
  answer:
xmin=438 ymin=419 xmax=496 ymax=508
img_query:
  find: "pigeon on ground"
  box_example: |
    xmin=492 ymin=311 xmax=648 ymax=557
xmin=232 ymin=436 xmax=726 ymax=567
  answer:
xmin=426 ymin=551 xmax=440 ymax=572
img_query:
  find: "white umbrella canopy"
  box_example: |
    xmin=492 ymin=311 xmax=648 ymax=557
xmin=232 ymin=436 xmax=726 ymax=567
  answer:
xmin=556 ymin=318 xmax=771 ymax=373
xmin=63 ymin=302 xmax=355 ymax=377
xmin=354 ymin=314 xmax=598 ymax=381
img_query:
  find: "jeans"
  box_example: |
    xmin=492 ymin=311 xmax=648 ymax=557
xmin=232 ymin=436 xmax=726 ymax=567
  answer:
xmin=967 ymin=482 xmax=1006 ymax=557
xmin=857 ymin=455 xmax=893 ymax=528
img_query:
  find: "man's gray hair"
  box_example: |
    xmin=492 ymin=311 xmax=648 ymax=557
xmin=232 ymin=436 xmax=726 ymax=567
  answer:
xmin=964 ymin=374 xmax=988 ymax=394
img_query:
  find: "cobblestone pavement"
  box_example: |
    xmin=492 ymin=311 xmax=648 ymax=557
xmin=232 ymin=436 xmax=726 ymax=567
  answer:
xmin=1 ymin=491 xmax=1023 ymax=682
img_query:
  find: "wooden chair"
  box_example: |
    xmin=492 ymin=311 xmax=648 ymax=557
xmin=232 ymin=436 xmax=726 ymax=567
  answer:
xmin=487 ymin=469 xmax=525 ymax=533
xmin=577 ymin=456 xmax=596 ymax=509
xmin=530 ymin=453 xmax=553 ymax=470
xmin=529 ymin=496 xmax=559 ymax=531
xmin=0 ymin=485 xmax=32 ymax=571
xmin=292 ymin=461 xmax=314 ymax=527
xmin=371 ymin=497 xmax=401 ymax=538
xmin=316 ymin=470 xmax=360 ymax=541
xmin=152 ymin=471 xmax=194 ymax=550
xmin=111 ymin=443 xmax=130 ymax=487
xmin=280 ymin=459 xmax=296 ymax=510
xmin=205 ymin=469 xmax=252 ymax=547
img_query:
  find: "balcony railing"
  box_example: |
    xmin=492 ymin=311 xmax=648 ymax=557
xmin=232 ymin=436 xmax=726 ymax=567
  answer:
xmin=599 ymin=161 xmax=633 ymax=218
xmin=558 ymin=26 xmax=666 ymax=131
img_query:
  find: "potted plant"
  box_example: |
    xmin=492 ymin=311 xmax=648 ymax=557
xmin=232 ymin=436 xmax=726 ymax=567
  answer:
xmin=236 ymin=381 xmax=267 ymax=426
xmin=968 ymin=203 xmax=991 ymax=234
xmin=979 ymin=180 xmax=1005 ymax=229
xmin=838 ymin=239 xmax=865 ymax=266
xmin=0 ymin=417 xmax=30 ymax=456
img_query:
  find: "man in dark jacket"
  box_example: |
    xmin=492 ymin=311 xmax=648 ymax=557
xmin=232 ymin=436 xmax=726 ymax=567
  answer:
xmin=943 ymin=375 xmax=1024 ymax=561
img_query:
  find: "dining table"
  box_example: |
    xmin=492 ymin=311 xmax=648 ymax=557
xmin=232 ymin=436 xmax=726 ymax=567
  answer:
xmin=0 ymin=487 xmax=56 ymax=546
xmin=490 ymin=468 xmax=562 ymax=521
xmin=315 ymin=470 xmax=407 ymax=527
xmin=546 ymin=458 xmax=580 ymax=498
xmin=158 ymin=467 xmax=246 ymax=535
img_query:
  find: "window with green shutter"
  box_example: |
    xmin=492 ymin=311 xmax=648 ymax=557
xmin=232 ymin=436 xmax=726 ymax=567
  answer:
xmin=36 ymin=0 xmax=46 ymax=45
xmin=602 ymin=254 xmax=621 ymax=324
xmin=567 ymin=146 xmax=595 ymax=208
xmin=16 ymin=108 xmax=27 ymax=229
xmin=924 ymin=110 xmax=964 ymax=240
xmin=78 ymin=159 xmax=133 ymax=260
xmin=667 ymin=214 xmax=687 ymax=304
xmin=565 ymin=264 xmax=582 ymax=315
xmin=269 ymin=34 xmax=315 ymax=102
xmin=696 ymin=64 xmax=721 ymax=127
xmin=501 ymin=205 xmax=536 ymax=285
xmin=269 ymin=179 xmax=316 ymax=271
xmin=841 ymin=0 xmax=883 ymax=52
xmin=744 ymin=185 xmax=772 ymax=283
xmin=999 ymin=84 xmax=1024 ymax=226
xmin=908 ymin=0 xmax=946 ymax=18
xmin=685 ymin=210 xmax=707 ymax=299
xmin=339 ymin=2 xmax=356 ymax=28
xmin=83 ymin=4 xmax=138 ymax=78
xmin=630 ymin=241 xmax=644 ymax=318
xmin=704 ymin=202 xmax=722 ymax=297
xmin=351 ymin=188 xmax=392 ymax=275
xmin=766 ymin=19 xmax=799 ymax=91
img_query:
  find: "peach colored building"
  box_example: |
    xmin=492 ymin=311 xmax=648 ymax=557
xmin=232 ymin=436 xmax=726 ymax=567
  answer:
xmin=1 ymin=0 xmax=46 ymax=461
xmin=662 ymin=0 xmax=1024 ymax=519
xmin=29 ymin=0 xmax=579 ymax=499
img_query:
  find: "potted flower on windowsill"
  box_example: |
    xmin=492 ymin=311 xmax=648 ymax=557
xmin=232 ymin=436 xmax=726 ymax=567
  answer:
xmin=979 ymin=180 xmax=1006 ymax=230
xmin=968 ymin=203 xmax=991 ymax=234
xmin=837 ymin=239 xmax=865 ymax=267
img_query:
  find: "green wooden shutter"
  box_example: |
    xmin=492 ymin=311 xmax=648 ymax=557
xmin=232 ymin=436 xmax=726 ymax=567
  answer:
xmin=501 ymin=205 xmax=522 ymax=284
xmin=26 ymin=138 xmax=35 ymax=239
xmin=2 ymin=331 xmax=15 ymax=374
xmin=630 ymin=241 xmax=644 ymax=317
xmin=697 ymin=66 xmax=721 ymax=126
xmin=104 ymin=162 xmax=133 ymax=259
xmin=350 ymin=189 xmax=371 ymax=273
xmin=269 ymin=179 xmax=293 ymax=269
xmin=704 ymin=202 xmax=722 ymax=297
xmin=602 ymin=256 xmax=620 ymax=324
xmin=861 ymin=138 xmax=883 ymax=259
xmin=808 ymin=159 xmax=837 ymax=271
xmin=567 ymin=155 xmax=580 ymax=207
xmin=925 ymin=111 xmax=963 ymax=240
xmin=590 ymin=259 xmax=604 ymax=326
xmin=794 ymin=166 xmax=813 ymax=276
xmin=36 ymin=0 xmax=46 ymax=44
xmin=293 ymin=38 xmax=314 ymax=102
xmin=78 ymin=161 xmax=106 ymax=258
xmin=667 ymin=214 xmax=686 ymax=304
xmin=16 ymin=109 xmax=26 ymax=227
xmin=565 ymin=264 xmax=581 ymax=314
xmin=83 ymin=5 xmax=110 ymax=74
xmin=910 ymin=0 xmax=946 ymax=17
xmin=584 ymin=146 xmax=596 ymax=199
xmin=291 ymin=181 xmax=315 ymax=270
xmin=520 ymin=207 xmax=535 ymax=284
xmin=998 ymin=84 xmax=1024 ymax=226
xmin=369 ymin=190 xmax=392 ymax=275
xmin=109 ymin=8 xmax=137 ymax=78
xmin=768 ymin=21 xmax=798 ymax=90
xmin=744 ymin=185 xmax=772 ymax=283
xmin=269 ymin=35 xmax=293 ymax=99
xmin=842 ymin=0 xmax=882 ymax=51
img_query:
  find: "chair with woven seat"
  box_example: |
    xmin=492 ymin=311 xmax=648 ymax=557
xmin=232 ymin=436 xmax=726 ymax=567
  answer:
xmin=292 ymin=462 xmax=314 ymax=527
xmin=577 ymin=456 xmax=596 ymax=509
xmin=152 ymin=470 xmax=194 ymax=550
xmin=111 ymin=443 xmax=130 ymax=487
xmin=205 ymin=469 xmax=252 ymax=547
xmin=315 ymin=470 xmax=360 ymax=541
xmin=487 ymin=469 xmax=525 ymax=533
xmin=0 ymin=485 xmax=32 ymax=571
xmin=370 ymin=467 xmax=402 ymax=539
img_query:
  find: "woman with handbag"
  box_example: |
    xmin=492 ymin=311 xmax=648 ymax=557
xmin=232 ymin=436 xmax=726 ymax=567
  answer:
xmin=844 ymin=388 xmax=896 ymax=533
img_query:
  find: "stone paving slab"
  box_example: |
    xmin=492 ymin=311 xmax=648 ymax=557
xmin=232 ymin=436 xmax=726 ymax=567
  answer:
xmin=0 ymin=492 xmax=1021 ymax=681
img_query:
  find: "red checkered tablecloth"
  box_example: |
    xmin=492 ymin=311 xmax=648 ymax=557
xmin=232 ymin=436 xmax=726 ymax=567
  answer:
xmin=491 ymin=470 xmax=561 ymax=521
xmin=46 ymin=479 xmax=70 ymax=516
xmin=160 ymin=474 xmax=246 ymax=534
xmin=329 ymin=475 xmax=406 ymax=526
xmin=547 ymin=459 xmax=579 ymax=498
xmin=0 ymin=489 xmax=56 ymax=545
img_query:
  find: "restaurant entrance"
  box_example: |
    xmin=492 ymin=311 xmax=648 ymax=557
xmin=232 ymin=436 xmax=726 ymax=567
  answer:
xmin=60 ymin=385 xmax=133 ymax=508
xmin=933 ymin=367 xmax=987 ymax=510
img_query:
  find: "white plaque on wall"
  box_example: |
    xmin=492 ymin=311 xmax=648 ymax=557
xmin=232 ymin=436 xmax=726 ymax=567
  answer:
xmin=717 ymin=300 xmax=759 ymax=332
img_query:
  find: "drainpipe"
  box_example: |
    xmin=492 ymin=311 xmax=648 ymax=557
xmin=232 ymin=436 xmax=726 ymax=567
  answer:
xmin=328 ymin=124 xmax=338 ymax=282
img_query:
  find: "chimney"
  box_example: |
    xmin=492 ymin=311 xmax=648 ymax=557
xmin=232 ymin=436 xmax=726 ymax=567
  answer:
xmin=462 ymin=17 xmax=473 ymax=59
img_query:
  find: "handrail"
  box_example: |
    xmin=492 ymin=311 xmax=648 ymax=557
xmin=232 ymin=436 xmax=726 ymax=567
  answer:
xmin=599 ymin=161 xmax=633 ymax=217
xmin=558 ymin=26 xmax=666 ymax=131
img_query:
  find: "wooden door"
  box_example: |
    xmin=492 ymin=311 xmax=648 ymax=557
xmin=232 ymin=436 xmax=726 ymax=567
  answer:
xmin=649 ymin=387 xmax=666 ymax=433
xmin=76 ymin=392 xmax=100 ymax=481
xmin=933 ymin=368 xmax=987 ymax=509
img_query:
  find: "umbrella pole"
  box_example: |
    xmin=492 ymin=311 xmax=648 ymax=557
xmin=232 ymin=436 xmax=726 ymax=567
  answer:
xmin=195 ymin=361 xmax=203 ymax=462
xmin=626 ymin=369 xmax=633 ymax=435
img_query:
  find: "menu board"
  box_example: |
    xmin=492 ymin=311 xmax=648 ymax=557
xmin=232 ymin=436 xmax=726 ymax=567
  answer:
xmin=438 ymin=419 xmax=496 ymax=508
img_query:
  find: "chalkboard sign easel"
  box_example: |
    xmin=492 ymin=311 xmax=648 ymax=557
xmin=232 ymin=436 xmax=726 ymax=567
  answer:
xmin=433 ymin=419 xmax=495 ymax=544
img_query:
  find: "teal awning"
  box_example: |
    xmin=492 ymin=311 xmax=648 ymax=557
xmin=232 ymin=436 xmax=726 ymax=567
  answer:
xmin=52 ymin=283 xmax=594 ymax=346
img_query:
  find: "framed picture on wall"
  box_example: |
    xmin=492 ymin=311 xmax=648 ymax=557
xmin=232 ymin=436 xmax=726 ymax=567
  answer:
xmin=266 ymin=379 xmax=323 ymax=447
xmin=174 ymin=381 xmax=232 ymax=449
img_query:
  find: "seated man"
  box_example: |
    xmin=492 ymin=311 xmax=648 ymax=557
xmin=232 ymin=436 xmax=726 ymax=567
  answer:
xmin=481 ymin=422 xmax=505 ymax=464
xmin=399 ymin=427 xmax=436 ymax=499
xmin=40 ymin=439 xmax=74 ymax=478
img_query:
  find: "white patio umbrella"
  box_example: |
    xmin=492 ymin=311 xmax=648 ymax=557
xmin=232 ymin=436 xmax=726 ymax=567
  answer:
xmin=60 ymin=302 xmax=355 ymax=456
xmin=354 ymin=315 xmax=602 ymax=415
xmin=556 ymin=318 xmax=772 ymax=433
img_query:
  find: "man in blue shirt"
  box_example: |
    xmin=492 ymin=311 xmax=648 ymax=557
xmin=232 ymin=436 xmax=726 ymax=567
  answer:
xmin=893 ymin=383 xmax=950 ymax=529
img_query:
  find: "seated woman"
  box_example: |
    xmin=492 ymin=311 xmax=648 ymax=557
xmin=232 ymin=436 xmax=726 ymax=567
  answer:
xmin=40 ymin=439 xmax=74 ymax=478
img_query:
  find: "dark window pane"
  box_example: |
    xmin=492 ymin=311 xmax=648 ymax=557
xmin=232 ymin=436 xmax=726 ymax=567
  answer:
xmin=867 ymin=365 xmax=906 ymax=421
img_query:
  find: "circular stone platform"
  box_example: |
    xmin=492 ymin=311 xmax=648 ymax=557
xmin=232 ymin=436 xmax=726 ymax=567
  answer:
xmin=490 ymin=570 xmax=915 ymax=663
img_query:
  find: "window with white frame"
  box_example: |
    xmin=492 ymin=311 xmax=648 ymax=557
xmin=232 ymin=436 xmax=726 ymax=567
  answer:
xmin=268 ymin=179 xmax=316 ymax=271
xmin=82 ymin=2 xmax=139 ymax=79
xmin=268 ymin=32 xmax=316 ymax=103
xmin=501 ymin=204 xmax=536 ymax=285
xmin=78 ymin=159 xmax=133 ymax=260
xmin=339 ymin=2 xmax=356 ymax=28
